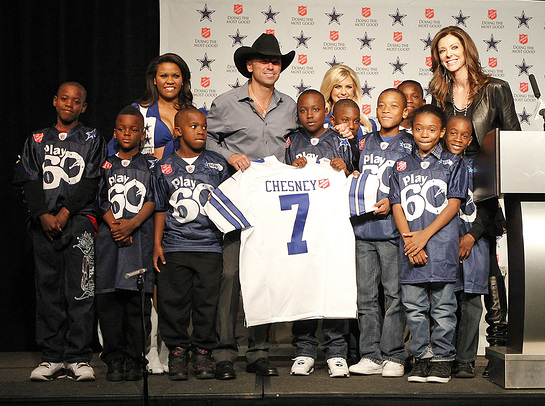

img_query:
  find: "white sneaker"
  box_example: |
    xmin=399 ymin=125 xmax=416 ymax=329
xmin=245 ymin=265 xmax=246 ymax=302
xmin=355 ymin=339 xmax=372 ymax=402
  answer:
xmin=30 ymin=362 xmax=65 ymax=381
xmin=327 ymin=357 xmax=349 ymax=378
xmin=382 ymin=360 xmax=405 ymax=377
xmin=147 ymin=347 xmax=165 ymax=374
xmin=290 ymin=356 xmax=315 ymax=375
xmin=67 ymin=362 xmax=95 ymax=381
xmin=349 ymin=358 xmax=383 ymax=375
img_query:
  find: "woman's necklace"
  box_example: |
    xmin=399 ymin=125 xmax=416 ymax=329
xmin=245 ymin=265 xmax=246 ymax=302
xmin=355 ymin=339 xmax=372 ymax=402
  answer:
xmin=249 ymin=84 xmax=271 ymax=118
xmin=452 ymin=85 xmax=472 ymax=117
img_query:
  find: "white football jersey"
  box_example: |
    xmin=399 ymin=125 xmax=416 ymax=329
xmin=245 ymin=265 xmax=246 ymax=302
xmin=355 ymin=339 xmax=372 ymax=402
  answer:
xmin=205 ymin=156 xmax=378 ymax=326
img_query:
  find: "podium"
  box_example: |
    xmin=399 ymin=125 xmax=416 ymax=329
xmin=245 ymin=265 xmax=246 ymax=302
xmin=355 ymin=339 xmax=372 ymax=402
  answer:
xmin=474 ymin=129 xmax=545 ymax=389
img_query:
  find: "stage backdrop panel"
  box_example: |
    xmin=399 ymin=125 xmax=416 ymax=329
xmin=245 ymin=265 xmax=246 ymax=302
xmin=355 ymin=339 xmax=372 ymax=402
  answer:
xmin=160 ymin=0 xmax=544 ymax=131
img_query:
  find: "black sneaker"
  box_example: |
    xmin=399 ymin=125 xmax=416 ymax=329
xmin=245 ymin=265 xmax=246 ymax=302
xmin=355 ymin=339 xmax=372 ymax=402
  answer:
xmin=124 ymin=358 xmax=143 ymax=381
xmin=407 ymin=358 xmax=431 ymax=383
xmin=427 ymin=361 xmax=452 ymax=383
xmin=192 ymin=349 xmax=215 ymax=380
xmin=168 ymin=347 xmax=189 ymax=381
xmin=106 ymin=358 xmax=125 ymax=382
xmin=453 ymin=361 xmax=475 ymax=378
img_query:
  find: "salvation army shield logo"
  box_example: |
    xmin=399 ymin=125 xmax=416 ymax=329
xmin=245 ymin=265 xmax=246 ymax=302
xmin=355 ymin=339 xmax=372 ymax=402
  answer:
xmin=121 ymin=159 xmax=130 ymax=167
xmin=425 ymin=9 xmax=434 ymax=19
xmin=285 ymin=137 xmax=291 ymax=148
xmin=298 ymin=6 xmax=307 ymax=16
xmin=266 ymin=29 xmax=275 ymax=35
xmin=380 ymin=142 xmax=389 ymax=150
xmin=201 ymin=77 xmax=210 ymax=88
xmin=161 ymin=164 xmax=173 ymax=175
xmin=426 ymin=57 xmax=432 ymax=67
xmin=393 ymin=32 xmax=402 ymax=42
xmin=397 ymin=161 xmax=407 ymax=171
xmin=330 ymin=31 xmax=339 ymax=41
xmin=233 ymin=4 xmax=243 ymax=15
xmin=362 ymin=7 xmax=371 ymax=18
xmin=362 ymin=104 xmax=372 ymax=115
xmin=101 ymin=161 xmax=112 ymax=169
xmin=519 ymin=34 xmax=528 ymax=45
xmin=421 ymin=162 xmax=430 ymax=169
xmin=488 ymin=58 xmax=497 ymax=68
xmin=394 ymin=80 xmax=402 ymax=88
xmin=362 ymin=55 xmax=371 ymax=66
xmin=359 ymin=138 xmax=366 ymax=150
xmin=186 ymin=165 xmax=195 ymax=173
xmin=201 ymin=28 xmax=211 ymax=38
xmin=58 ymin=132 xmax=67 ymax=141
xmin=520 ymin=82 xmax=529 ymax=93
xmin=318 ymin=178 xmax=330 ymax=189
xmin=33 ymin=132 xmax=44 ymax=143
xmin=311 ymin=138 xmax=320 ymax=146
xmin=488 ymin=9 xmax=497 ymax=20
xmin=298 ymin=54 xmax=307 ymax=65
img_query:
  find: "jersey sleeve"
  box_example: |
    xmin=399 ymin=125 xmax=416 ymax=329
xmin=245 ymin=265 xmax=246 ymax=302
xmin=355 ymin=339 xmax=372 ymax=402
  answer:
xmin=14 ymin=134 xmax=42 ymax=185
xmin=285 ymin=135 xmax=295 ymax=165
xmin=152 ymin=164 xmax=170 ymax=212
xmin=348 ymin=173 xmax=379 ymax=217
xmin=447 ymin=158 xmax=468 ymax=201
xmin=389 ymin=161 xmax=403 ymax=205
xmin=83 ymin=129 xmax=107 ymax=179
xmin=97 ymin=165 xmax=110 ymax=216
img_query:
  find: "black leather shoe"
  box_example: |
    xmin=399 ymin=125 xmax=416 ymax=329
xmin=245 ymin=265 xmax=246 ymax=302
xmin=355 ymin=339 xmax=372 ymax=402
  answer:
xmin=215 ymin=361 xmax=236 ymax=380
xmin=482 ymin=361 xmax=490 ymax=378
xmin=246 ymin=358 xmax=278 ymax=376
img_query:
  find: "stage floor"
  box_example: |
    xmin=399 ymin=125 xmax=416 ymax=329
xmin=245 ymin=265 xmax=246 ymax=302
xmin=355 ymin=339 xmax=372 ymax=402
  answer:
xmin=2 ymin=353 xmax=545 ymax=406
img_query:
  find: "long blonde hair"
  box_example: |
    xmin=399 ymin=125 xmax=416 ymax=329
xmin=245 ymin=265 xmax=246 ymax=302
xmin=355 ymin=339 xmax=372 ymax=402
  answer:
xmin=320 ymin=65 xmax=372 ymax=132
xmin=429 ymin=26 xmax=490 ymax=108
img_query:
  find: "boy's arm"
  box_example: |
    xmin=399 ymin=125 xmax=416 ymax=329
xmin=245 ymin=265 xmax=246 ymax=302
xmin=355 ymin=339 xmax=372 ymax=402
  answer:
xmin=109 ymin=202 xmax=155 ymax=241
xmin=403 ymin=198 xmax=461 ymax=256
xmin=22 ymin=180 xmax=50 ymax=221
xmin=153 ymin=211 xmax=167 ymax=272
xmin=60 ymin=177 xmax=100 ymax=219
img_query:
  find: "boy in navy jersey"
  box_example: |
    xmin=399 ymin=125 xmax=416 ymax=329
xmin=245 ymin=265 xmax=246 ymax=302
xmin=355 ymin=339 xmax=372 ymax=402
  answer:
xmin=349 ymin=88 xmax=410 ymax=378
xmin=285 ymin=90 xmax=353 ymax=378
xmin=15 ymin=82 xmax=106 ymax=381
xmin=390 ymin=105 xmax=468 ymax=383
xmin=153 ymin=107 xmax=229 ymax=381
xmin=444 ymin=116 xmax=490 ymax=378
xmin=95 ymin=105 xmax=157 ymax=381
xmin=398 ymin=80 xmax=426 ymax=132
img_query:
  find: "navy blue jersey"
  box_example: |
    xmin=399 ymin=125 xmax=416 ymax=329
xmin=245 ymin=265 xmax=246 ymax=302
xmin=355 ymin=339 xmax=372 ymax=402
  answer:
xmin=15 ymin=123 xmax=106 ymax=217
xmin=353 ymin=130 xmax=413 ymax=241
xmin=456 ymin=157 xmax=489 ymax=294
xmin=95 ymin=153 xmax=158 ymax=293
xmin=153 ymin=150 xmax=229 ymax=253
xmin=390 ymin=145 xmax=467 ymax=284
xmin=285 ymin=128 xmax=354 ymax=172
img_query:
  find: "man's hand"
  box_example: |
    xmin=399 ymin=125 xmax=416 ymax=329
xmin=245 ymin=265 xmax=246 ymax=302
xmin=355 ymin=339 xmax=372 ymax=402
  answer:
xmin=228 ymin=154 xmax=251 ymax=172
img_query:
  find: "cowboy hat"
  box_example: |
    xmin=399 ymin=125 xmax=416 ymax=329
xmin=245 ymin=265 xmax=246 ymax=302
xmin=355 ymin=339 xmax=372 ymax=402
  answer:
xmin=234 ymin=33 xmax=295 ymax=78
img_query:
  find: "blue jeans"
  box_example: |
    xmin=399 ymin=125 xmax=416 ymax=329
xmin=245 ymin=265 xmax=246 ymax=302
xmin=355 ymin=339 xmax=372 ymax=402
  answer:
xmin=355 ymin=240 xmax=407 ymax=365
xmin=455 ymin=292 xmax=483 ymax=363
xmin=402 ymin=282 xmax=457 ymax=361
xmin=292 ymin=319 xmax=348 ymax=360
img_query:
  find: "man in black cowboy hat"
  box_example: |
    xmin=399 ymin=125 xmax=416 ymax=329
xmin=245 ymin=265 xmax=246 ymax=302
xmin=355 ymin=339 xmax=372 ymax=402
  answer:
xmin=206 ymin=33 xmax=298 ymax=379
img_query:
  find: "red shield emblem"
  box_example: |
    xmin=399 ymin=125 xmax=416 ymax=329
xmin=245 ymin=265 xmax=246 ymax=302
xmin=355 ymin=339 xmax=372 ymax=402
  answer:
xmin=285 ymin=138 xmax=291 ymax=148
xmin=298 ymin=54 xmax=307 ymax=65
xmin=488 ymin=58 xmax=497 ymax=68
xmin=488 ymin=10 xmax=497 ymax=20
xmin=330 ymin=31 xmax=339 ymax=41
xmin=266 ymin=29 xmax=275 ymax=35
xmin=318 ymin=178 xmax=330 ymax=189
xmin=102 ymin=161 xmax=112 ymax=169
xmin=201 ymin=28 xmax=211 ymax=38
xmin=359 ymin=138 xmax=366 ymax=150
xmin=362 ymin=55 xmax=371 ymax=66
xmin=362 ymin=104 xmax=372 ymax=115
xmin=201 ymin=77 xmax=210 ymax=88
xmin=425 ymin=9 xmax=434 ymax=19
xmin=393 ymin=32 xmax=402 ymax=42
xmin=425 ymin=56 xmax=432 ymax=67
xmin=298 ymin=6 xmax=307 ymax=16
xmin=397 ymin=161 xmax=407 ymax=171
xmin=520 ymin=83 xmax=529 ymax=93
xmin=362 ymin=7 xmax=371 ymax=18
xmin=33 ymin=132 xmax=44 ymax=143
xmin=233 ymin=4 xmax=243 ymax=15
xmin=161 ymin=164 xmax=173 ymax=175
xmin=519 ymin=34 xmax=528 ymax=45
xmin=394 ymin=80 xmax=402 ymax=88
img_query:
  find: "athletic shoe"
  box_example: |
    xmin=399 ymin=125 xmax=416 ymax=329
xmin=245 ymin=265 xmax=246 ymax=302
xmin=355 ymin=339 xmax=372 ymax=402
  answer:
xmin=290 ymin=356 xmax=315 ymax=376
xmin=327 ymin=357 xmax=350 ymax=378
xmin=146 ymin=347 xmax=165 ymax=374
xmin=106 ymin=358 xmax=124 ymax=382
xmin=192 ymin=349 xmax=215 ymax=380
xmin=453 ymin=361 xmax=475 ymax=378
xmin=30 ymin=362 xmax=65 ymax=381
xmin=168 ymin=347 xmax=189 ymax=381
xmin=427 ymin=361 xmax=452 ymax=383
xmin=382 ymin=360 xmax=405 ymax=377
xmin=124 ymin=358 xmax=143 ymax=381
xmin=407 ymin=358 xmax=430 ymax=383
xmin=67 ymin=362 xmax=95 ymax=381
xmin=349 ymin=358 xmax=383 ymax=375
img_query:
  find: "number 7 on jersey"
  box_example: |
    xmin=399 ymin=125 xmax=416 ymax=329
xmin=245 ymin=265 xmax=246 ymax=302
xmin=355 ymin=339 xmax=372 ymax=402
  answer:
xmin=279 ymin=193 xmax=309 ymax=255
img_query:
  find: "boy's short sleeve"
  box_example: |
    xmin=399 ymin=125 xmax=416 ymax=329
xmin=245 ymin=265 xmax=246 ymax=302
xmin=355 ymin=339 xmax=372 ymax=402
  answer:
xmin=152 ymin=164 xmax=170 ymax=212
xmin=388 ymin=159 xmax=403 ymax=206
xmin=446 ymin=157 xmax=468 ymax=201
xmin=13 ymin=133 xmax=43 ymax=185
xmin=83 ymin=130 xmax=107 ymax=179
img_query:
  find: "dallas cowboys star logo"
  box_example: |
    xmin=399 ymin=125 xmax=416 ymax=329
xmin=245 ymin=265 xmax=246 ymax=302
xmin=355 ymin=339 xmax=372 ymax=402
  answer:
xmin=361 ymin=80 xmax=374 ymax=98
xmin=294 ymin=79 xmax=310 ymax=96
xmin=483 ymin=34 xmax=501 ymax=52
xmin=515 ymin=10 xmax=532 ymax=28
xmin=389 ymin=8 xmax=407 ymax=26
xmin=262 ymin=5 xmax=279 ymax=23
xmin=197 ymin=53 xmax=215 ymax=71
xmin=518 ymin=107 xmax=531 ymax=125
xmin=420 ymin=33 xmax=433 ymax=51
xmin=200 ymin=103 xmax=209 ymax=115
xmin=452 ymin=10 xmax=470 ymax=27
xmin=515 ymin=59 xmax=533 ymax=76
xmin=358 ymin=32 xmax=375 ymax=50
xmin=229 ymin=29 xmax=247 ymax=46
xmin=390 ymin=57 xmax=407 ymax=74
xmin=293 ymin=31 xmax=311 ymax=48
xmin=325 ymin=7 xmax=343 ymax=25
xmin=325 ymin=56 xmax=343 ymax=68
xmin=229 ymin=78 xmax=242 ymax=90
xmin=197 ymin=4 xmax=215 ymax=22
xmin=424 ymin=86 xmax=433 ymax=98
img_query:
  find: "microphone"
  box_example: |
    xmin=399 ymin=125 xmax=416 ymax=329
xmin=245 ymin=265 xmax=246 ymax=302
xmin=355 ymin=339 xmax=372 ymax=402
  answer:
xmin=125 ymin=268 xmax=148 ymax=279
xmin=529 ymin=74 xmax=541 ymax=99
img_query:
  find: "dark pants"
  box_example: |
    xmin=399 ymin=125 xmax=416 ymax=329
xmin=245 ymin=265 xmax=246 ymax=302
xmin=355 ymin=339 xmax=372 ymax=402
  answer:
xmin=292 ymin=319 xmax=348 ymax=360
xmin=157 ymin=251 xmax=221 ymax=351
xmin=96 ymin=291 xmax=152 ymax=363
xmin=32 ymin=215 xmax=96 ymax=363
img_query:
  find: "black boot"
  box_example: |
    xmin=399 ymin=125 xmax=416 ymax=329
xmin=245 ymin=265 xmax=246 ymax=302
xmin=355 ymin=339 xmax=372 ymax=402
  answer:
xmin=483 ymin=275 xmax=508 ymax=377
